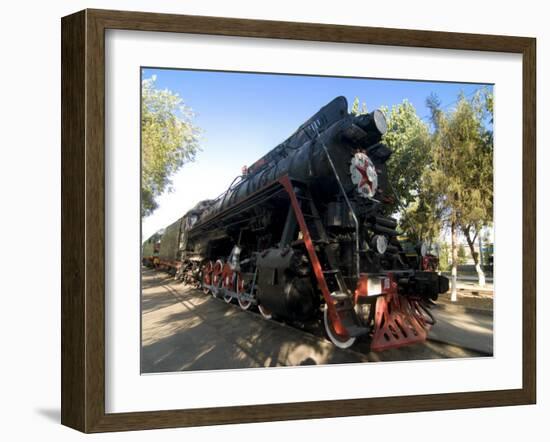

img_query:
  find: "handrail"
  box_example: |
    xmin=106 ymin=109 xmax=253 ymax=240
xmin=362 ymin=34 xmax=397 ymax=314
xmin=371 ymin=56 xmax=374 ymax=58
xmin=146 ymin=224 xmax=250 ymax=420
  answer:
xmin=317 ymin=135 xmax=361 ymax=279
xmin=214 ymin=174 xmax=244 ymax=205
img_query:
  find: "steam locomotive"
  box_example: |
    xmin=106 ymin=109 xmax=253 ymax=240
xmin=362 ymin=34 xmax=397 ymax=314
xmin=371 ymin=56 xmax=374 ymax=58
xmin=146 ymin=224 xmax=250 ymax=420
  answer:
xmin=143 ymin=97 xmax=449 ymax=350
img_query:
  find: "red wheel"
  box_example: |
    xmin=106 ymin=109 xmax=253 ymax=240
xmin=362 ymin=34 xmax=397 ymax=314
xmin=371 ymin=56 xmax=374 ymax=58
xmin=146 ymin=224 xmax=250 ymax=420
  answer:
xmin=324 ymin=303 xmax=356 ymax=349
xmin=221 ymin=263 xmax=234 ymax=304
xmin=211 ymin=260 xmax=224 ymax=298
xmin=236 ymin=273 xmax=252 ymax=311
xmin=201 ymin=261 xmax=213 ymax=295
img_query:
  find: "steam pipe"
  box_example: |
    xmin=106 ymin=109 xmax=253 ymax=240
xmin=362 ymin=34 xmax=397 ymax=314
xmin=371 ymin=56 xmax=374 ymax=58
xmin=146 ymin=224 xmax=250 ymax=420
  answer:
xmin=318 ymin=138 xmax=361 ymax=279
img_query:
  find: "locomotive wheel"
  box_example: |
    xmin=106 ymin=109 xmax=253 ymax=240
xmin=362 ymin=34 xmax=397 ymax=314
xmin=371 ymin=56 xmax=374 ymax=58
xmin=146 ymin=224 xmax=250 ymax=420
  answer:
xmin=323 ymin=306 xmax=356 ymax=349
xmin=258 ymin=303 xmax=273 ymax=320
xmin=212 ymin=260 xmax=224 ymax=298
xmin=201 ymin=261 xmax=213 ymax=295
xmin=236 ymin=273 xmax=252 ymax=311
xmin=223 ymin=288 xmax=233 ymax=303
xmin=221 ymin=265 xmax=234 ymax=304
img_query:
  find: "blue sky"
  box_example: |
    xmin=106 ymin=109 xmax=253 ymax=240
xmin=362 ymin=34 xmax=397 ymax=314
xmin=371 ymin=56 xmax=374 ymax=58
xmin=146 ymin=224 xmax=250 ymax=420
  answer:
xmin=141 ymin=67 xmax=492 ymax=240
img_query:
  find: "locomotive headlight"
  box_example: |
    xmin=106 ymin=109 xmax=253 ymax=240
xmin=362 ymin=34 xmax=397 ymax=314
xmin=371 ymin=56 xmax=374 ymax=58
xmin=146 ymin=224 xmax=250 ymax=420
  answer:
xmin=373 ymin=235 xmax=388 ymax=255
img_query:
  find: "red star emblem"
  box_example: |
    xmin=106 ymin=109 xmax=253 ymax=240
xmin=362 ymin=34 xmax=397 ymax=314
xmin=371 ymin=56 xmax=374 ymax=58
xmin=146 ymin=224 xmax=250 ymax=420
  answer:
xmin=355 ymin=164 xmax=373 ymax=193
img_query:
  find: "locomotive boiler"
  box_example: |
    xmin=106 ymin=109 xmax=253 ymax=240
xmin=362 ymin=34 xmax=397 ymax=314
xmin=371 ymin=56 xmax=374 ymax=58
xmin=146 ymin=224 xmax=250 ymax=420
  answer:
xmin=148 ymin=96 xmax=449 ymax=350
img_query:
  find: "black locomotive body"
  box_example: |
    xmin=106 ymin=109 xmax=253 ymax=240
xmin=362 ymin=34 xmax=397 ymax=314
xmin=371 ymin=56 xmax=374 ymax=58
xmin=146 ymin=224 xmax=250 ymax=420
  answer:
xmin=147 ymin=97 xmax=449 ymax=350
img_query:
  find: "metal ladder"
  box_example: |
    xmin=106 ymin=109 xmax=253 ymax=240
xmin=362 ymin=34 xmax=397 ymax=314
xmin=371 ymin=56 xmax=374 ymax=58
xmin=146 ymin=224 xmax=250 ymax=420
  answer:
xmin=290 ymin=180 xmax=368 ymax=338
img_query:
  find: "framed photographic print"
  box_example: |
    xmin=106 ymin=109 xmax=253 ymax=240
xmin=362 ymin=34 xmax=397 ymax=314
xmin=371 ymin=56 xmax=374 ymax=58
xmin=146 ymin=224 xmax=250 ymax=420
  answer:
xmin=61 ymin=9 xmax=536 ymax=433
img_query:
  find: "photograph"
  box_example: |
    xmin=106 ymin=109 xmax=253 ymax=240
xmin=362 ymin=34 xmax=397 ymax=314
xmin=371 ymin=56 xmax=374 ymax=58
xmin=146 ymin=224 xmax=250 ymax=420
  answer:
xmin=140 ymin=68 xmax=495 ymax=373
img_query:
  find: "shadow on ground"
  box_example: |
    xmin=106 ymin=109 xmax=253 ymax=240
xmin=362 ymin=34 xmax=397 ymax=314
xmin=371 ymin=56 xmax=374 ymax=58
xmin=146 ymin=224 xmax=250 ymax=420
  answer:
xmin=141 ymin=269 xmax=490 ymax=373
xmin=35 ymin=408 xmax=60 ymax=423
xmin=141 ymin=270 xmax=369 ymax=373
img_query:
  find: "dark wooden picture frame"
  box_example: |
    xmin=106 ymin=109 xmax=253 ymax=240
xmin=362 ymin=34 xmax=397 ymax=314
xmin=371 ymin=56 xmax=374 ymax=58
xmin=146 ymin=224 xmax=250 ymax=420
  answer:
xmin=61 ymin=8 xmax=536 ymax=433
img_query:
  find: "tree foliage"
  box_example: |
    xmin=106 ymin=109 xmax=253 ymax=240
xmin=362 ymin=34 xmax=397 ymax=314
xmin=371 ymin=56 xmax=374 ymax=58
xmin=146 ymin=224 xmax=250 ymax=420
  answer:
xmin=425 ymin=90 xmax=493 ymax=287
xmin=438 ymin=242 xmax=451 ymax=271
xmin=351 ymin=97 xmax=368 ymax=115
xmin=457 ymin=243 xmax=467 ymax=265
xmin=141 ymin=75 xmax=201 ymax=217
xmin=426 ymin=92 xmax=493 ymax=237
xmin=381 ymin=100 xmax=439 ymax=243
xmin=352 ymin=90 xmax=493 ymax=289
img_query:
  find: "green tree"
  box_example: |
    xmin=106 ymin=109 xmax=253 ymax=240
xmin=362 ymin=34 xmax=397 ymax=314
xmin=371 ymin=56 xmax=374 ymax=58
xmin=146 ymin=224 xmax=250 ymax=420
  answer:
xmin=141 ymin=75 xmax=201 ymax=217
xmin=438 ymin=242 xmax=451 ymax=272
xmin=460 ymin=90 xmax=494 ymax=286
xmin=457 ymin=243 xmax=467 ymax=265
xmin=351 ymin=97 xmax=368 ymax=115
xmin=382 ymin=100 xmax=439 ymax=243
xmin=425 ymin=91 xmax=493 ymax=298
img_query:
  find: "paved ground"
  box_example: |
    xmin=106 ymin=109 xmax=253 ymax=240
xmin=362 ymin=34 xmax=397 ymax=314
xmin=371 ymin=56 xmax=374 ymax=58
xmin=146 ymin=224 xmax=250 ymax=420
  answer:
xmin=141 ymin=269 xmax=491 ymax=374
xmin=454 ymin=280 xmax=493 ymax=292
xmin=443 ymin=273 xmax=494 ymax=283
xmin=430 ymin=304 xmax=493 ymax=354
xmin=441 ymin=273 xmax=494 ymax=293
